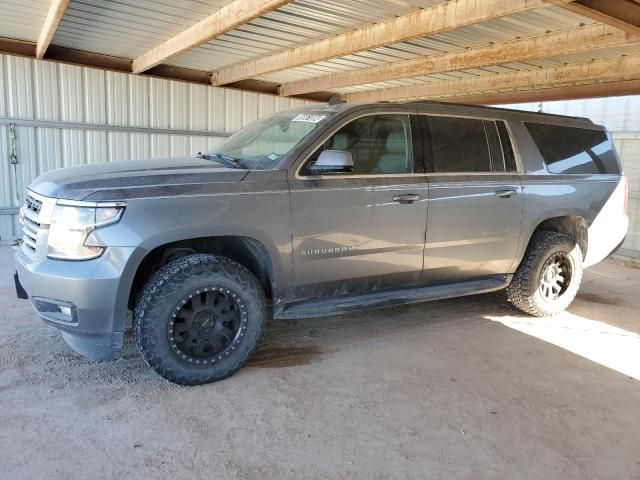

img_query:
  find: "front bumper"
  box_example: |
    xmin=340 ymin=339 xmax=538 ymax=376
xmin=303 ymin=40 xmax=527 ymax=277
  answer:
xmin=15 ymin=246 xmax=136 ymax=360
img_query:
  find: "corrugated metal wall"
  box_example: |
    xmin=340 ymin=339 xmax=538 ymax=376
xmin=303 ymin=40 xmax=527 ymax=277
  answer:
xmin=0 ymin=54 xmax=311 ymax=241
xmin=2 ymin=53 xmax=638 ymax=259
xmin=501 ymin=96 xmax=640 ymax=258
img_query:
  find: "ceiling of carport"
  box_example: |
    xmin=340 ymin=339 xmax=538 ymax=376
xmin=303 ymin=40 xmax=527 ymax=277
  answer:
xmin=0 ymin=0 xmax=639 ymax=104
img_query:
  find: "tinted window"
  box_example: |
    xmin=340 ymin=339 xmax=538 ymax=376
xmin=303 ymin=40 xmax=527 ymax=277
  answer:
xmin=425 ymin=116 xmax=510 ymax=173
xmin=305 ymin=114 xmax=413 ymax=175
xmin=525 ymin=123 xmax=620 ymax=174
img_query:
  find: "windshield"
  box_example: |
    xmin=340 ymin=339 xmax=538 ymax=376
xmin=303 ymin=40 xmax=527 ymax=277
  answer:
xmin=210 ymin=110 xmax=333 ymax=170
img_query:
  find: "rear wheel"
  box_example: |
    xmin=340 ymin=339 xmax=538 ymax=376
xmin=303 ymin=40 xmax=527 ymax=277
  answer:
xmin=134 ymin=254 xmax=266 ymax=385
xmin=507 ymin=231 xmax=583 ymax=317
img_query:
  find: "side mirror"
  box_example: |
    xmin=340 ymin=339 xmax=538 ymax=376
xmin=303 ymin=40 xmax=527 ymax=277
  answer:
xmin=308 ymin=150 xmax=354 ymax=175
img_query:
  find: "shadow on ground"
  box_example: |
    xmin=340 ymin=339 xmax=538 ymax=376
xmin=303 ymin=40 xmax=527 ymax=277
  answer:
xmin=1 ymin=246 xmax=639 ymax=480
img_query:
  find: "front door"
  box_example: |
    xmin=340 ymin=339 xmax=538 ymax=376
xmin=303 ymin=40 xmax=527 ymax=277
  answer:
xmin=420 ymin=115 xmax=524 ymax=283
xmin=288 ymin=112 xmax=429 ymax=301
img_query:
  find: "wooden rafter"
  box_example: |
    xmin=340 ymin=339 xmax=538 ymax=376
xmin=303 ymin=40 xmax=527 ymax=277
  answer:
xmin=36 ymin=0 xmax=71 ymax=59
xmin=212 ymin=0 xmax=571 ymax=86
xmin=546 ymin=0 xmax=640 ymax=36
xmin=132 ymin=0 xmax=291 ymax=74
xmin=279 ymin=24 xmax=639 ymax=96
xmin=343 ymin=54 xmax=640 ymax=103
xmin=443 ymin=80 xmax=640 ymax=105
xmin=0 ymin=37 xmax=332 ymax=101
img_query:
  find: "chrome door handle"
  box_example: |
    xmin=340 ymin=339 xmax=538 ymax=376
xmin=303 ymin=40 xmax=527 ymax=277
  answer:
xmin=393 ymin=193 xmax=422 ymax=204
xmin=495 ymin=189 xmax=517 ymax=199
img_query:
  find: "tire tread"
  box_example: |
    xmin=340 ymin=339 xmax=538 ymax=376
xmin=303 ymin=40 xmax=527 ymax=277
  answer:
xmin=134 ymin=254 xmax=266 ymax=385
xmin=507 ymin=231 xmax=583 ymax=317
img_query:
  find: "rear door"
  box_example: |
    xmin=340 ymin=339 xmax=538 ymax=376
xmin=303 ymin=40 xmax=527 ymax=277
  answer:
xmin=288 ymin=111 xmax=429 ymax=301
xmin=420 ymin=114 xmax=524 ymax=283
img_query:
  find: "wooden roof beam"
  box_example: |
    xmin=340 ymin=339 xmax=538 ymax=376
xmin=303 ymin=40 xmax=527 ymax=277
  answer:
xmin=342 ymin=54 xmax=640 ymax=103
xmin=132 ymin=0 xmax=291 ymax=74
xmin=444 ymin=79 xmax=640 ymax=105
xmin=36 ymin=0 xmax=71 ymax=59
xmin=212 ymin=0 xmax=572 ymax=86
xmin=279 ymin=24 xmax=639 ymax=96
xmin=546 ymin=0 xmax=640 ymax=36
xmin=0 ymin=37 xmax=329 ymax=101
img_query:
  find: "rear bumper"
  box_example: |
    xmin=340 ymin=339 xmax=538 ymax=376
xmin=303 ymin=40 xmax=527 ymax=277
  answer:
xmin=584 ymin=213 xmax=629 ymax=268
xmin=15 ymin=246 xmax=136 ymax=360
xmin=583 ymin=176 xmax=630 ymax=267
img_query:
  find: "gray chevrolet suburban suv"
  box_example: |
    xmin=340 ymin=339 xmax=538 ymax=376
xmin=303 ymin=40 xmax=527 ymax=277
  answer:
xmin=14 ymin=101 xmax=629 ymax=385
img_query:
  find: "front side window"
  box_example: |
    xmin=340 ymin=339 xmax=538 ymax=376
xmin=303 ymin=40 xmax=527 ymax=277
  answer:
xmin=304 ymin=114 xmax=413 ymax=175
xmin=211 ymin=110 xmax=334 ymax=170
xmin=424 ymin=116 xmax=513 ymax=173
xmin=525 ymin=123 xmax=620 ymax=175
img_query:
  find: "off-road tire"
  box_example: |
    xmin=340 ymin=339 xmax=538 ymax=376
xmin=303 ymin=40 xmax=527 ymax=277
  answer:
xmin=507 ymin=231 xmax=583 ymax=317
xmin=134 ymin=254 xmax=266 ymax=385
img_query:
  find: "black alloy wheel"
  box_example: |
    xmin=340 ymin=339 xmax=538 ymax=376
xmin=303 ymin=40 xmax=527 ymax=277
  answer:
xmin=170 ymin=287 xmax=245 ymax=364
xmin=135 ymin=254 xmax=267 ymax=385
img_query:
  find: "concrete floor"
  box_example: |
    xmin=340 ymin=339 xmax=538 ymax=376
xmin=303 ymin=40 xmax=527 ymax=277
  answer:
xmin=1 ymin=245 xmax=639 ymax=480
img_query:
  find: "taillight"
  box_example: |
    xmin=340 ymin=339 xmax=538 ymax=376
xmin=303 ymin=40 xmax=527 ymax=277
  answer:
xmin=622 ymin=176 xmax=629 ymax=215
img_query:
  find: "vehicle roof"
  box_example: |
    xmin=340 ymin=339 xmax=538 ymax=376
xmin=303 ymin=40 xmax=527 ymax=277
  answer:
xmin=290 ymin=99 xmax=600 ymax=129
xmin=400 ymin=100 xmax=594 ymax=123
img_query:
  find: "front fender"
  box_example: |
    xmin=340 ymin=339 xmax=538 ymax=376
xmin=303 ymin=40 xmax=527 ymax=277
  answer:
xmin=88 ymin=193 xmax=293 ymax=330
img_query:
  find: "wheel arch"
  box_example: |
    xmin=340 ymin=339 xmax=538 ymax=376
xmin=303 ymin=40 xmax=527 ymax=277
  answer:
xmin=532 ymin=215 xmax=588 ymax=259
xmin=517 ymin=213 xmax=589 ymax=268
xmin=128 ymin=235 xmax=277 ymax=307
xmin=112 ymin=232 xmax=283 ymax=333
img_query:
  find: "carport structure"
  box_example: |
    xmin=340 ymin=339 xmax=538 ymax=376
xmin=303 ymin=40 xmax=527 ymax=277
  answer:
xmin=1 ymin=0 xmax=640 ymax=243
xmin=2 ymin=0 xmax=640 ymax=104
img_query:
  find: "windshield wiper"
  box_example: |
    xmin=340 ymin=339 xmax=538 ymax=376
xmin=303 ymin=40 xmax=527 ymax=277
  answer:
xmin=197 ymin=152 xmax=243 ymax=169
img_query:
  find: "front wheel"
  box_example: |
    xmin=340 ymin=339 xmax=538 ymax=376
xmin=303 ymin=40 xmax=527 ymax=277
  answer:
xmin=134 ymin=254 xmax=267 ymax=385
xmin=507 ymin=231 xmax=583 ymax=317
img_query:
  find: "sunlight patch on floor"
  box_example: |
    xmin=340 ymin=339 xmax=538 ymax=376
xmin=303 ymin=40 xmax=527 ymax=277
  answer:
xmin=485 ymin=312 xmax=640 ymax=380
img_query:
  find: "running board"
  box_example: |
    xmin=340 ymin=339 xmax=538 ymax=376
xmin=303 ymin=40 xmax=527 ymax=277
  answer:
xmin=275 ymin=275 xmax=511 ymax=320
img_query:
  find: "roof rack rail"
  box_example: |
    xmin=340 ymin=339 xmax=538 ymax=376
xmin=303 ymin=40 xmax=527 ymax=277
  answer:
xmin=391 ymin=99 xmax=593 ymax=123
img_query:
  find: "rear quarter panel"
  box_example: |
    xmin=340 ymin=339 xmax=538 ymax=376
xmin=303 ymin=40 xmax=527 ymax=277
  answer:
xmin=507 ymin=119 xmax=626 ymax=269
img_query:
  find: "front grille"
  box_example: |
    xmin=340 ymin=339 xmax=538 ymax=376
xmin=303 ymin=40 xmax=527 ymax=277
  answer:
xmin=20 ymin=192 xmax=54 ymax=261
xmin=25 ymin=195 xmax=42 ymax=214
xmin=22 ymin=216 xmax=40 ymax=253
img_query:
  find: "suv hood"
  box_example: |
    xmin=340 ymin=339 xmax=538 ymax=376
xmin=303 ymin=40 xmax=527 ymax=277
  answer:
xmin=29 ymin=157 xmax=249 ymax=201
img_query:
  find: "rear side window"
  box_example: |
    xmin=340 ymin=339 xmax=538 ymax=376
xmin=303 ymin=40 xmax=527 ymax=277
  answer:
xmin=423 ymin=116 xmax=516 ymax=173
xmin=525 ymin=123 xmax=620 ymax=174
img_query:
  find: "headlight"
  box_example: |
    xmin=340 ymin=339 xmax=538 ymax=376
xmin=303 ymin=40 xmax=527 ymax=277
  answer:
xmin=48 ymin=203 xmax=125 ymax=260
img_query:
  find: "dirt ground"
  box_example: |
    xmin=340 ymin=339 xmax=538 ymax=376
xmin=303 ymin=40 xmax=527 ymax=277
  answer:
xmin=1 ymin=245 xmax=639 ymax=480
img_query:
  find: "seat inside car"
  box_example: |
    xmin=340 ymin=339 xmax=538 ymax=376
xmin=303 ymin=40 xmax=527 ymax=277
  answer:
xmin=375 ymin=130 xmax=409 ymax=174
xmin=331 ymin=132 xmax=352 ymax=152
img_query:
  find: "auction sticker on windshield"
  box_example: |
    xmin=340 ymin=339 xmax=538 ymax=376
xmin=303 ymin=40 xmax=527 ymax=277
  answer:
xmin=291 ymin=113 xmax=327 ymax=123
